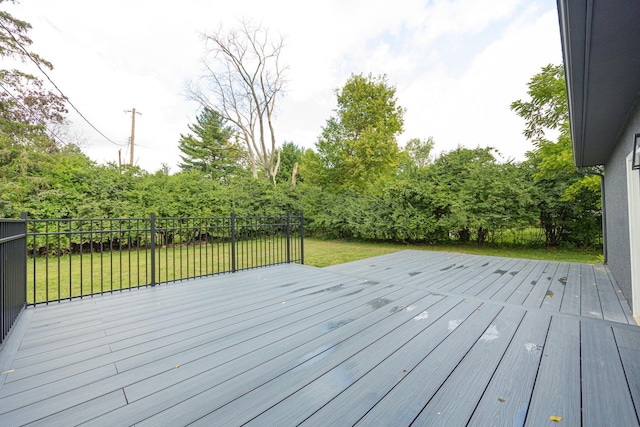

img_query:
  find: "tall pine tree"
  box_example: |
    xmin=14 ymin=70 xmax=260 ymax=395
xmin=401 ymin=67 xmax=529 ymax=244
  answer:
xmin=178 ymin=108 xmax=246 ymax=181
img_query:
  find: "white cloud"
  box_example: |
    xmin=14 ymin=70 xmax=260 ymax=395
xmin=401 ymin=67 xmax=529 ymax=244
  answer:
xmin=5 ymin=0 xmax=561 ymax=171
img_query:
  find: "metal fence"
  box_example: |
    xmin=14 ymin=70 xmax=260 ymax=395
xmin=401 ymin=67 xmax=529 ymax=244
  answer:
xmin=1 ymin=216 xmax=27 ymax=346
xmin=26 ymin=213 xmax=304 ymax=305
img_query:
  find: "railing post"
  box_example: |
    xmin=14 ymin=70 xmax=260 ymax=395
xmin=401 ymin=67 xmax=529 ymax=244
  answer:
xmin=150 ymin=212 xmax=156 ymax=286
xmin=19 ymin=213 xmax=27 ymax=310
xmin=286 ymin=212 xmax=291 ymax=264
xmin=299 ymin=212 xmax=304 ymax=265
xmin=231 ymin=212 xmax=236 ymax=273
xmin=22 ymin=212 xmax=33 ymax=304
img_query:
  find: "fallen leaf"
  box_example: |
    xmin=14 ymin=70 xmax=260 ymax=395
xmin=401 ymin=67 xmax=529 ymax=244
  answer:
xmin=282 ymin=301 xmax=286 ymax=305
xmin=2 ymin=369 xmax=15 ymax=374
xmin=550 ymin=415 xmax=563 ymax=422
xmin=175 ymin=365 xmax=180 ymax=368
xmin=498 ymin=397 xmax=505 ymax=402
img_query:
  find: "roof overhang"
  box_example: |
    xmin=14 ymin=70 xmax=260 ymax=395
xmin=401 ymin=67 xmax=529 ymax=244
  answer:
xmin=557 ymin=0 xmax=640 ymax=167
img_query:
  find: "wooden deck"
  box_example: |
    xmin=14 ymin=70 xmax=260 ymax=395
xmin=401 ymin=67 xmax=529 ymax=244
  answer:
xmin=0 ymin=250 xmax=638 ymax=426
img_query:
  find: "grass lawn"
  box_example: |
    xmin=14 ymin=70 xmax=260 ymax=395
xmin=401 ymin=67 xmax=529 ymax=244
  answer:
xmin=27 ymin=238 xmax=300 ymax=304
xmin=28 ymin=237 xmax=601 ymax=304
xmin=303 ymin=238 xmax=602 ymax=268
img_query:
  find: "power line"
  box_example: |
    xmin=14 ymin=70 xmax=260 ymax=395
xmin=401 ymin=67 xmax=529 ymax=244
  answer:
xmin=0 ymin=21 xmax=126 ymax=147
xmin=0 ymin=80 xmax=68 ymax=147
xmin=135 ymin=143 xmax=164 ymax=153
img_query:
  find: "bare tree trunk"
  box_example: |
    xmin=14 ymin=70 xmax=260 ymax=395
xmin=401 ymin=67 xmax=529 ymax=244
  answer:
xmin=290 ymin=161 xmax=298 ymax=190
xmin=186 ymin=19 xmax=287 ymax=184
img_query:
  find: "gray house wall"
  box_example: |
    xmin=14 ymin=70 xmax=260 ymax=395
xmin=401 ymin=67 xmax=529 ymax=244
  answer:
xmin=604 ymin=102 xmax=639 ymax=302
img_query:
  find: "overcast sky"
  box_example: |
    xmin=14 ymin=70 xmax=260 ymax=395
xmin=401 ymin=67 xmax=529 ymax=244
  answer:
xmin=7 ymin=0 xmax=562 ymax=172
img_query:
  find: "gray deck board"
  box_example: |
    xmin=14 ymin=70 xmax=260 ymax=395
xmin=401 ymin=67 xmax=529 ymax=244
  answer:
xmin=497 ymin=259 xmax=549 ymax=303
xmin=87 ymin=292 xmax=453 ymax=426
xmin=21 ymin=267 xmax=340 ymax=345
xmin=1 ymin=280 xmax=397 ymax=398
xmin=0 ymin=251 xmax=637 ymax=426
xmin=0 ymin=365 xmax=118 ymax=411
xmin=354 ymin=303 xmax=504 ymax=425
xmin=475 ymin=259 xmax=538 ymax=301
xmin=24 ymin=390 xmax=127 ymax=427
xmin=607 ymin=267 xmax=637 ymax=324
xmin=525 ymin=316 xmax=581 ymax=426
xmin=593 ymin=264 xmax=633 ymax=323
xmin=410 ymin=306 xmax=525 ymax=426
xmin=15 ymin=271 xmax=365 ymax=357
xmin=298 ymin=300 xmax=484 ymax=426
xmin=191 ymin=297 xmax=470 ymax=426
xmin=468 ymin=310 xmax=551 ymax=426
xmin=520 ymin=261 xmax=559 ymax=308
xmin=580 ymin=263 xmax=604 ymax=319
xmin=581 ymin=322 xmax=639 ymax=426
xmin=560 ymin=263 xmax=582 ymax=315
xmin=427 ymin=256 xmax=515 ymax=294
xmin=617 ymin=346 xmax=640 ymax=420
xmin=120 ymin=286 xmax=412 ymax=399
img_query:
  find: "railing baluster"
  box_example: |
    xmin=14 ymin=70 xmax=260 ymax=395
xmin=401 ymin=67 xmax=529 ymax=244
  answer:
xmin=300 ymin=213 xmax=305 ymax=265
xmin=18 ymin=213 xmax=303 ymax=305
xmin=90 ymin=220 xmax=94 ymax=296
xmin=68 ymin=220 xmax=72 ymax=302
xmin=150 ymin=213 xmax=156 ymax=286
xmin=231 ymin=213 xmax=237 ymax=273
xmin=100 ymin=219 xmax=104 ymax=294
xmin=286 ymin=213 xmax=291 ymax=264
xmin=57 ymin=220 xmax=61 ymax=301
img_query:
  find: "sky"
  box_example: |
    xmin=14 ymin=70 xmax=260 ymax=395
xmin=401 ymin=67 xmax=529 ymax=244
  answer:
xmin=6 ymin=0 xmax=563 ymax=173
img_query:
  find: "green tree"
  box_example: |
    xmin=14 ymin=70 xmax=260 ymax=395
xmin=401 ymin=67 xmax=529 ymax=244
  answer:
xmin=277 ymin=141 xmax=303 ymax=187
xmin=0 ymin=1 xmax=72 ymax=218
xmin=308 ymin=73 xmax=405 ymax=192
xmin=178 ymin=107 xmax=246 ymax=182
xmin=429 ymin=147 xmax=536 ymax=243
xmin=186 ymin=20 xmax=286 ymax=184
xmin=401 ymin=137 xmax=435 ymax=173
xmin=0 ymin=1 xmax=67 ymax=142
xmin=512 ymin=64 xmax=602 ymax=247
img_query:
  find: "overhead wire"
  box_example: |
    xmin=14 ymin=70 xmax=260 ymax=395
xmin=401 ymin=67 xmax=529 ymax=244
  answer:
xmin=0 ymin=80 xmax=69 ymax=147
xmin=0 ymin=20 xmax=126 ymax=147
xmin=135 ymin=143 xmax=163 ymax=153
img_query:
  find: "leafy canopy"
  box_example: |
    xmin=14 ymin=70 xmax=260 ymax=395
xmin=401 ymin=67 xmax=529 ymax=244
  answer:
xmin=306 ymin=73 xmax=405 ymax=192
xmin=0 ymin=0 xmax=67 ymax=142
xmin=511 ymin=64 xmax=599 ymax=185
xmin=511 ymin=64 xmax=602 ymax=247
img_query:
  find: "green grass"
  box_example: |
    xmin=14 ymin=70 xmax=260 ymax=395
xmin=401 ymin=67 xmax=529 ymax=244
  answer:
xmin=303 ymin=238 xmax=602 ymax=268
xmin=28 ymin=236 xmax=601 ymax=304
xmin=28 ymin=239 xmax=300 ymax=304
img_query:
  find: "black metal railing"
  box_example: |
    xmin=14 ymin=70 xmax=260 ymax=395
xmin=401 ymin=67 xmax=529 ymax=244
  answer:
xmin=1 ymin=216 xmax=27 ymax=345
xmin=26 ymin=213 xmax=304 ymax=305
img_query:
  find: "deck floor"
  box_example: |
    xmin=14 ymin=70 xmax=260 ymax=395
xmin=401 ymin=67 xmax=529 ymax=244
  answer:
xmin=0 ymin=250 xmax=639 ymax=426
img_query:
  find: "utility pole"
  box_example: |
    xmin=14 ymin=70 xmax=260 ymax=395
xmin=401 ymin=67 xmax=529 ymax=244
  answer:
xmin=125 ymin=108 xmax=142 ymax=166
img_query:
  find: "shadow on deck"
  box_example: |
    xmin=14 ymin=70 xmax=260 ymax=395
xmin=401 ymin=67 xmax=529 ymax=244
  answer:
xmin=0 ymin=250 xmax=638 ymax=426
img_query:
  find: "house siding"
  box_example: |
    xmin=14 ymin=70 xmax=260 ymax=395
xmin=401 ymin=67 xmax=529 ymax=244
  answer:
xmin=604 ymin=102 xmax=640 ymax=302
